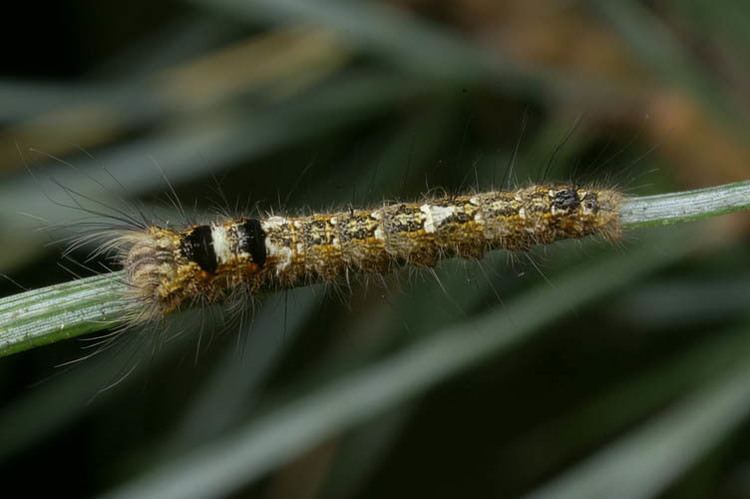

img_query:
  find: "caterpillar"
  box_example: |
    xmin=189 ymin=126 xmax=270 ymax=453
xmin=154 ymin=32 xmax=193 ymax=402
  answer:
xmin=115 ymin=184 xmax=622 ymax=323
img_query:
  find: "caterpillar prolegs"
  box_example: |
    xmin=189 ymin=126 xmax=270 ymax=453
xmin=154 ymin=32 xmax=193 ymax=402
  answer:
xmin=118 ymin=184 xmax=621 ymax=322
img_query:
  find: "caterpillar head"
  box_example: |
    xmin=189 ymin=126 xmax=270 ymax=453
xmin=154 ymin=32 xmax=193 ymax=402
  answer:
xmin=549 ymin=186 xmax=622 ymax=240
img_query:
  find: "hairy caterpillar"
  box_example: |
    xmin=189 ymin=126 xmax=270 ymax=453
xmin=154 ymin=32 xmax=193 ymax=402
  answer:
xmin=115 ymin=184 xmax=621 ymax=323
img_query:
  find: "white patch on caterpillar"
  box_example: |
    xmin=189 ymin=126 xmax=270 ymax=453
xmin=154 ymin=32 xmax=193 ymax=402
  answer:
xmin=293 ymin=220 xmax=305 ymax=256
xmin=330 ymin=217 xmax=341 ymax=246
xmin=470 ymin=197 xmax=484 ymax=225
xmin=267 ymin=242 xmax=293 ymax=271
xmin=262 ymin=218 xmax=293 ymax=271
xmin=371 ymin=210 xmax=385 ymax=240
xmin=420 ymin=204 xmax=455 ymax=233
xmin=327 ymin=217 xmax=338 ymax=247
xmin=264 ymin=216 xmax=288 ymax=228
xmin=235 ymin=229 xmax=251 ymax=259
xmin=210 ymin=224 xmax=233 ymax=264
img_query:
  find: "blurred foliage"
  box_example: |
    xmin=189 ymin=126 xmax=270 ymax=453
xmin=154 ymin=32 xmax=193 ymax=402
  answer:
xmin=1 ymin=1 xmax=750 ymax=498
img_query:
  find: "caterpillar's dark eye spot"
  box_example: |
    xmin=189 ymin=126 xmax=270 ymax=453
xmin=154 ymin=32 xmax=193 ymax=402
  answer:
xmin=552 ymin=188 xmax=580 ymax=210
xmin=582 ymin=192 xmax=599 ymax=213
xmin=180 ymin=225 xmax=218 ymax=273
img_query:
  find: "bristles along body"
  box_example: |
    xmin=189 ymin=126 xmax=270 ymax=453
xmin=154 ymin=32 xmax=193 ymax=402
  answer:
xmin=120 ymin=185 xmax=622 ymax=320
